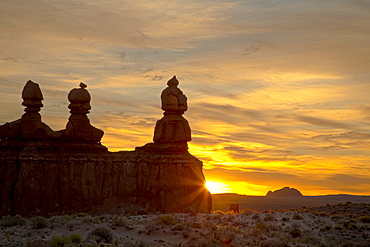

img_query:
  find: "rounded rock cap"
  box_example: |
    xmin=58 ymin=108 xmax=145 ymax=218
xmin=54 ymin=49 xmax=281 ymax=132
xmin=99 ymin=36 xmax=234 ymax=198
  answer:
xmin=68 ymin=82 xmax=91 ymax=111
xmin=21 ymin=80 xmax=44 ymax=108
xmin=68 ymin=82 xmax=91 ymax=103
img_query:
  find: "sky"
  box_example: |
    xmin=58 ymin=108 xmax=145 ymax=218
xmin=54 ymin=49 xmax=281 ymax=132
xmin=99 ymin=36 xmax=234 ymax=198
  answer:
xmin=1 ymin=0 xmax=370 ymax=196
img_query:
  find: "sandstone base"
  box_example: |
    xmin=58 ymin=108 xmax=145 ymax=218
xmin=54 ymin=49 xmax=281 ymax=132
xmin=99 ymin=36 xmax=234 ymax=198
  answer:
xmin=0 ymin=141 xmax=212 ymax=216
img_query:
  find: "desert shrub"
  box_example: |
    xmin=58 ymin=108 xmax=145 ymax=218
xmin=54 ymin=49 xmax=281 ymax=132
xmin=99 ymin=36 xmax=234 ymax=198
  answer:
xmin=74 ymin=212 xmax=88 ymax=217
xmin=172 ymin=223 xmax=186 ymax=231
xmin=81 ymin=243 xmax=100 ymax=247
xmin=302 ymin=236 xmax=321 ymax=245
xmin=255 ymin=221 xmax=269 ymax=232
xmin=349 ymin=223 xmax=358 ymax=230
xmin=331 ymin=214 xmax=345 ymax=220
xmin=212 ymin=214 xmax=223 ymax=221
xmin=112 ymin=215 xmax=127 ymax=226
xmin=214 ymin=226 xmax=235 ymax=246
xmin=204 ymin=221 xmax=217 ymax=230
xmin=69 ymin=233 xmax=82 ymax=244
xmin=189 ymin=222 xmax=203 ymax=228
xmin=226 ymin=214 xmax=235 ymax=222
xmin=289 ymin=228 xmax=301 ymax=238
xmin=157 ymin=214 xmax=178 ymax=225
xmin=49 ymin=216 xmax=64 ymax=224
xmin=281 ymin=217 xmax=289 ymax=222
xmin=50 ymin=234 xmax=81 ymax=247
xmin=345 ymin=213 xmax=357 ymax=218
xmin=289 ymin=223 xmax=301 ymax=238
xmin=122 ymin=240 xmax=153 ymax=247
xmin=23 ymin=239 xmax=50 ymax=247
xmin=30 ymin=216 xmax=48 ymax=229
xmin=359 ymin=215 xmax=370 ymax=223
xmin=292 ymin=213 xmax=303 ymax=220
xmin=182 ymin=230 xmax=190 ymax=239
xmin=0 ymin=215 xmax=27 ymax=227
xmin=334 ymin=224 xmax=343 ymax=230
xmin=82 ymin=215 xmax=96 ymax=224
xmin=260 ymin=239 xmax=289 ymax=247
xmin=263 ymin=214 xmax=275 ymax=221
xmin=268 ymin=222 xmax=280 ymax=231
xmin=343 ymin=220 xmax=352 ymax=229
xmin=67 ymin=222 xmax=75 ymax=231
xmin=86 ymin=225 xmax=113 ymax=244
xmin=61 ymin=214 xmax=75 ymax=220
xmin=184 ymin=205 xmax=198 ymax=216
xmin=50 ymin=235 xmax=69 ymax=247
xmin=94 ymin=215 xmax=109 ymax=223
xmin=318 ymin=212 xmax=329 ymax=217
xmin=252 ymin=213 xmax=260 ymax=221
xmin=241 ymin=209 xmax=255 ymax=215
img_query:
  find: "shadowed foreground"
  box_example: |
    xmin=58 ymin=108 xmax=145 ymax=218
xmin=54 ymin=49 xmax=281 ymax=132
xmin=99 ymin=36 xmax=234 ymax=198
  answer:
xmin=1 ymin=202 xmax=369 ymax=246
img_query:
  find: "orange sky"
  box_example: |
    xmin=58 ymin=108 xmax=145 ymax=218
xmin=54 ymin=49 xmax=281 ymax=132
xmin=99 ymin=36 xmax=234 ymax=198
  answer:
xmin=1 ymin=0 xmax=370 ymax=196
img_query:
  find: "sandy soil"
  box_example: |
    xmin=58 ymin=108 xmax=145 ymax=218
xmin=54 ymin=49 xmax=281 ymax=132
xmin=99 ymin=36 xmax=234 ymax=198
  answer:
xmin=1 ymin=202 xmax=370 ymax=247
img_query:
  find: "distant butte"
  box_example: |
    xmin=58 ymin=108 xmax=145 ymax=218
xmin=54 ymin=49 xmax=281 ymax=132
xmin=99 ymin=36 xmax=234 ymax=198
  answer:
xmin=266 ymin=187 xmax=303 ymax=197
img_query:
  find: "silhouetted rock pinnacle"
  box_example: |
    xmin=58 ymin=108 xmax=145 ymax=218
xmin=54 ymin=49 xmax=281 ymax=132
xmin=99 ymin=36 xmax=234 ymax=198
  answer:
xmin=152 ymin=76 xmax=191 ymax=146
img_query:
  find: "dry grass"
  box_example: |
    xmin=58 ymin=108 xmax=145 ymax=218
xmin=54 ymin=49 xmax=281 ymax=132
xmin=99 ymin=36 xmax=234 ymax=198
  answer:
xmin=1 ymin=202 xmax=370 ymax=246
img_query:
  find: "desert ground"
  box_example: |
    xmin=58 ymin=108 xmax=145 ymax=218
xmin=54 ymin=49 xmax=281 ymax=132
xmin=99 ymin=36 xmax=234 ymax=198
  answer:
xmin=1 ymin=197 xmax=370 ymax=247
xmin=212 ymin=194 xmax=370 ymax=212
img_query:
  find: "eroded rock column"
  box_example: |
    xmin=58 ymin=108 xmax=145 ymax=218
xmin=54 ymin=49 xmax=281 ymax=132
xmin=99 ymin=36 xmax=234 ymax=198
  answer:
xmin=154 ymin=76 xmax=191 ymax=144
xmin=64 ymin=82 xmax=104 ymax=143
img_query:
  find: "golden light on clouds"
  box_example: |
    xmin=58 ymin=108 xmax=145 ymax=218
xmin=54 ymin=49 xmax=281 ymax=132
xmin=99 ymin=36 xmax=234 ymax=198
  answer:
xmin=1 ymin=0 xmax=370 ymax=196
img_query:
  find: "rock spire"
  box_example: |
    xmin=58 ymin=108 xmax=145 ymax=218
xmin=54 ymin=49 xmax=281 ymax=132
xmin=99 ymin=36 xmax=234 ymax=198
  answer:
xmin=153 ymin=76 xmax=191 ymax=144
xmin=64 ymin=83 xmax=104 ymax=143
xmin=0 ymin=80 xmax=61 ymax=140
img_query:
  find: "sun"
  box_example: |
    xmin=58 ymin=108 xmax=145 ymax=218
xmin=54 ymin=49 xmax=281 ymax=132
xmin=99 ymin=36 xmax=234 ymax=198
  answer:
xmin=205 ymin=181 xmax=232 ymax=194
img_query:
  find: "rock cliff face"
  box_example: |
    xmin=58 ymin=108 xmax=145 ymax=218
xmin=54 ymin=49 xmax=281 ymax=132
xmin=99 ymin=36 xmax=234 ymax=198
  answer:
xmin=0 ymin=79 xmax=212 ymax=216
xmin=0 ymin=141 xmax=211 ymax=216
xmin=266 ymin=187 xmax=303 ymax=197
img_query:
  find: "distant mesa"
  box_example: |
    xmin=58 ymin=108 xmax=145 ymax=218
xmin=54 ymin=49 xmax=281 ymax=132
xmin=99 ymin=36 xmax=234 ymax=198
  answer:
xmin=266 ymin=187 xmax=303 ymax=197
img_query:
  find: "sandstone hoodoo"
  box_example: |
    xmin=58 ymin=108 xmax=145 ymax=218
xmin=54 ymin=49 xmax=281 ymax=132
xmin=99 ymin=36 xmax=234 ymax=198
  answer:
xmin=155 ymin=75 xmax=191 ymax=143
xmin=64 ymin=82 xmax=104 ymax=143
xmin=0 ymin=78 xmax=212 ymax=216
xmin=0 ymin=80 xmax=62 ymax=141
xmin=266 ymin=187 xmax=303 ymax=197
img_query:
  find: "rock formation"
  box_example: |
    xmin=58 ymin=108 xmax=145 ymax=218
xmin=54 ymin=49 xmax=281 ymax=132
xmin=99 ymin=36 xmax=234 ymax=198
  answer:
xmin=64 ymin=82 xmax=104 ymax=143
xmin=228 ymin=204 xmax=240 ymax=213
xmin=153 ymin=76 xmax=191 ymax=145
xmin=266 ymin=187 xmax=303 ymax=197
xmin=0 ymin=80 xmax=62 ymax=141
xmin=0 ymin=79 xmax=212 ymax=216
